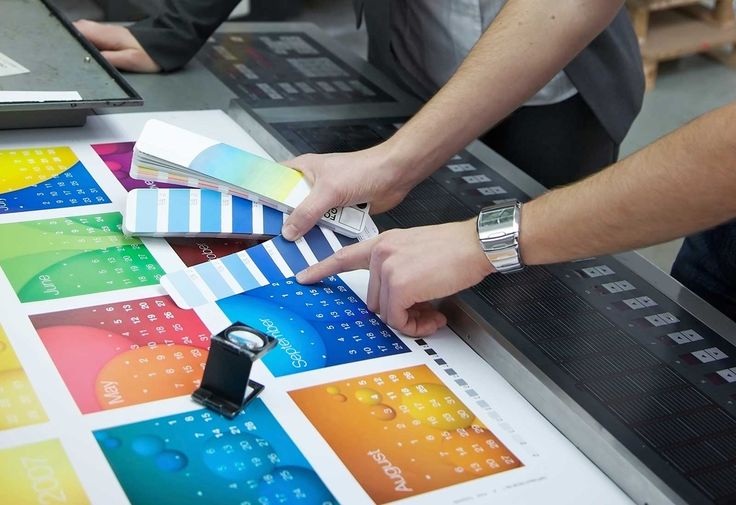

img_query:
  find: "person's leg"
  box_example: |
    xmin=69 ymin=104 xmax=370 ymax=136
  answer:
xmin=671 ymin=222 xmax=736 ymax=322
xmin=480 ymin=93 xmax=618 ymax=188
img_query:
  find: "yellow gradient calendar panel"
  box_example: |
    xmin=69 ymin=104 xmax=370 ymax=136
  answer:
xmin=0 ymin=147 xmax=77 ymax=191
xmin=0 ymin=325 xmax=47 ymax=430
xmin=0 ymin=439 xmax=89 ymax=505
xmin=0 ymin=147 xmax=110 ymax=214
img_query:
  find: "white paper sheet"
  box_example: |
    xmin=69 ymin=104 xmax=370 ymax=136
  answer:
xmin=0 ymin=110 xmax=634 ymax=505
xmin=0 ymin=51 xmax=30 ymax=77
xmin=0 ymin=90 xmax=83 ymax=102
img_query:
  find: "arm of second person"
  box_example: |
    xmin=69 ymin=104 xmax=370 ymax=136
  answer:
xmin=76 ymin=0 xmax=241 ymax=72
xmin=282 ymin=0 xmax=625 ymax=239
xmin=296 ymin=102 xmax=736 ymax=336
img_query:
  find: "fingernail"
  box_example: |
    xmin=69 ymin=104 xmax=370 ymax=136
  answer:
xmin=295 ymin=269 xmax=308 ymax=283
xmin=282 ymin=224 xmax=298 ymax=241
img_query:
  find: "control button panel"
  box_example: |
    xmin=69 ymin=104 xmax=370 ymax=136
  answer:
xmin=665 ymin=329 xmax=705 ymax=345
xmin=200 ymin=32 xmax=395 ymax=108
xmin=580 ymin=265 xmax=616 ymax=278
xmin=685 ymin=347 xmax=729 ymax=364
xmin=447 ymin=163 xmax=476 ymax=173
xmin=617 ymin=296 xmax=658 ymax=310
xmin=711 ymin=368 xmax=736 ymax=383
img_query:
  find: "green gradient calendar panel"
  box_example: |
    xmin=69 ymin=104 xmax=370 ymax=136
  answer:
xmin=0 ymin=212 xmax=164 ymax=302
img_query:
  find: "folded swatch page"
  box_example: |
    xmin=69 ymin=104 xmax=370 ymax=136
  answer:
xmin=160 ymin=224 xmax=365 ymax=309
xmin=131 ymin=120 xmax=369 ymax=237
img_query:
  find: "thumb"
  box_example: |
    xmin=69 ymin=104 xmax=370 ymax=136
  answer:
xmin=282 ymin=153 xmax=319 ymax=184
xmin=282 ymin=188 xmax=337 ymax=241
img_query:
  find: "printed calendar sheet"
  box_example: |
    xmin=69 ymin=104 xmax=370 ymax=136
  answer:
xmin=0 ymin=110 xmax=633 ymax=505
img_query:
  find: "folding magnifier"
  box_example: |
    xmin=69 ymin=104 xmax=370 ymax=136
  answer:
xmin=192 ymin=322 xmax=276 ymax=419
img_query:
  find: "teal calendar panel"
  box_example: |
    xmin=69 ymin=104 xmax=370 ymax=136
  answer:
xmin=95 ymin=402 xmax=336 ymax=505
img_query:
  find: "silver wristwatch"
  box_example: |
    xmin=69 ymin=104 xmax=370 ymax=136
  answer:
xmin=476 ymin=201 xmax=524 ymax=274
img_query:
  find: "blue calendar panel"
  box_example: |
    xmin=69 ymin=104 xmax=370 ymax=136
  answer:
xmin=217 ymin=276 xmax=410 ymax=376
xmin=0 ymin=146 xmax=110 ymax=214
xmin=95 ymin=401 xmax=336 ymax=505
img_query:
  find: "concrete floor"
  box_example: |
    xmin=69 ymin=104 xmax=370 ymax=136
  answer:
xmin=57 ymin=0 xmax=736 ymax=274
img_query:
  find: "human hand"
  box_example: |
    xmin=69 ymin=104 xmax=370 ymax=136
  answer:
xmin=74 ymin=20 xmax=161 ymax=73
xmin=296 ymin=219 xmax=494 ymax=337
xmin=281 ymin=144 xmax=419 ymax=241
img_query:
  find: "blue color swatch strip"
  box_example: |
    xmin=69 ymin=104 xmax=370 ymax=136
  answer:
xmin=200 ymin=189 xmax=221 ymax=233
xmin=167 ymin=189 xmax=190 ymax=233
xmin=232 ymin=195 xmax=253 ymax=234
xmin=126 ymin=188 xmax=283 ymax=237
xmin=246 ymin=245 xmax=284 ymax=281
xmin=162 ymin=226 xmax=343 ymax=309
xmin=271 ymin=235 xmax=310 ymax=274
xmin=134 ymin=188 xmax=158 ymax=234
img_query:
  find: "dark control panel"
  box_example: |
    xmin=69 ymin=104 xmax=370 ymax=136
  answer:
xmin=273 ymin=118 xmax=528 ymax=222
xmin=270 ymin=116 xmax=736 ymax=505
xmin=198 ymin=32 xmax=394 ymax=108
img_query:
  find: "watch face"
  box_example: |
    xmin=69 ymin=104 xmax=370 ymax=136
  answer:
xmin=480 ymin=207 xmax=514 ymax=228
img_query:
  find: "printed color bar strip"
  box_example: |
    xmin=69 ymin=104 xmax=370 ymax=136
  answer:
xmin=124 ymin=188 xmax=284 ymax=237
xmin=161 ymin=226 xmax=354 ymax=309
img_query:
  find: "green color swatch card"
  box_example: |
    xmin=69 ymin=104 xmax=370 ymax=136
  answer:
xmin=0 ymin=212 xmax=164 ymax=302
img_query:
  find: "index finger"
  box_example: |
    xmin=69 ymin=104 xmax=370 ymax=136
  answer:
xmin=296 ymin=239 xmax=375 ymax=284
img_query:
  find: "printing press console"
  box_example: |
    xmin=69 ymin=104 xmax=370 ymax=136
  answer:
xmin=197 ymin=23 xmax=421 ymax=122
xmin=197 ymin=22 xmax=736 ymax=505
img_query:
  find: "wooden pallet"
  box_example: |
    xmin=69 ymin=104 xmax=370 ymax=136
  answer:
xmin=626 ymin=0 xmax=736 ymax=89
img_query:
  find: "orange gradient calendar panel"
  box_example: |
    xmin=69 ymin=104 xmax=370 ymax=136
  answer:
xmin=289 ymin=365 xmax=522 ymax=504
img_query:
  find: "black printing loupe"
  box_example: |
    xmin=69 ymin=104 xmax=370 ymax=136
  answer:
xmin=191 ymin=322 xmax=276 ymax=419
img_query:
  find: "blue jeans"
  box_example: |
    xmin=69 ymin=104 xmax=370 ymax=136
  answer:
xmin=671 ymin=220 xmax=736 ymax=322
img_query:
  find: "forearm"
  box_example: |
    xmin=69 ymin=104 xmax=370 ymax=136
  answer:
xmin=520 ymin=102 xmax=736 ymax=265
xmin=130 ymin=0 xmax=240 ymax=71
xmin=386 ymin=0 xmax=623 ymax=178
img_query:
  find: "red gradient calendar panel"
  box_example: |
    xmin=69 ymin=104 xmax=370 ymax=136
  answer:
xmin=30 ymin=296 xmax=211 ymax=413
xmin=165 ymin=237 xmax=266 ymax=267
